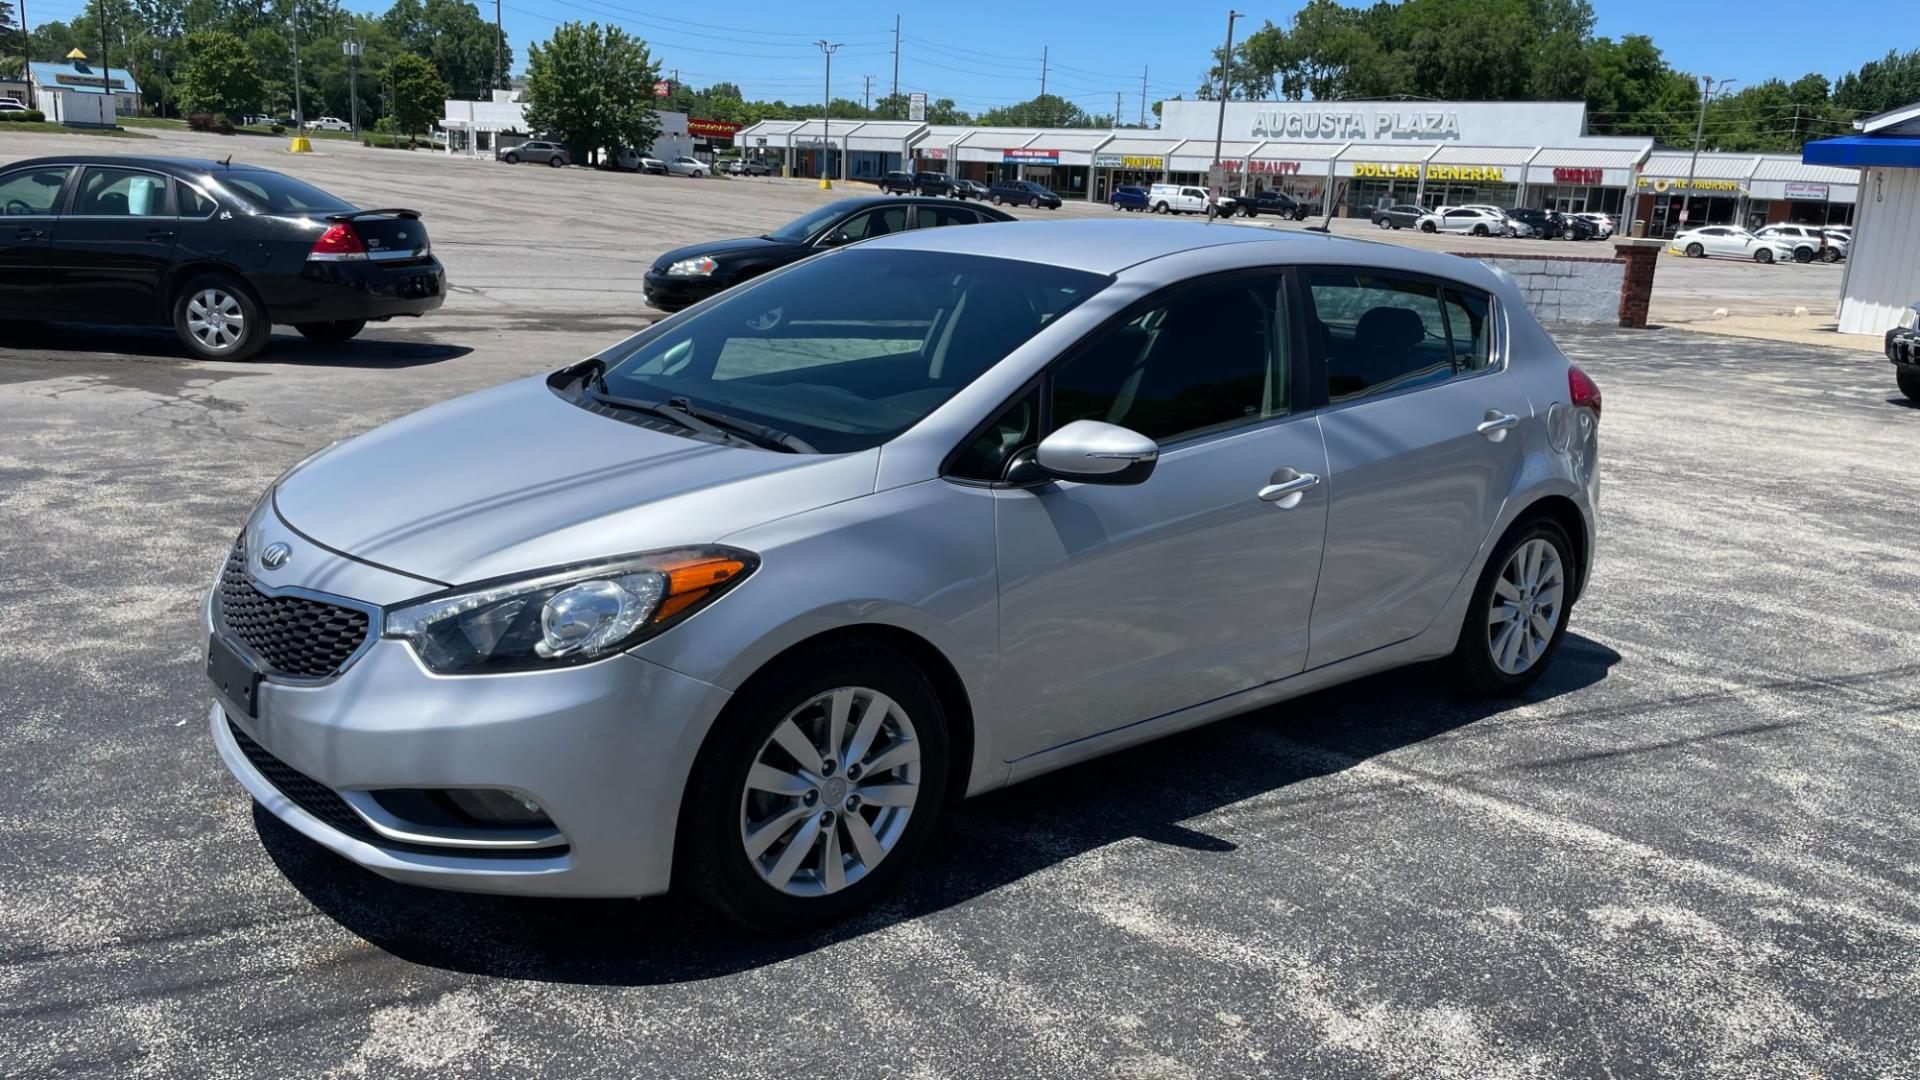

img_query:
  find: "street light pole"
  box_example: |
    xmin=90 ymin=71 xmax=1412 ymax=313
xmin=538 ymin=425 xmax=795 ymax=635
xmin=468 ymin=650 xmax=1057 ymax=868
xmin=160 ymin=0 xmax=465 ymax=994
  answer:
xmin=343 ymin=37 xmax=361 ymax=137
xmin=18 ymin=0 xmax=32 ymax=110
xmin=290 ymin=0 xmax=304 ymax=127
xmin=815 ymin=39 xmax=841 ymax=190
xmin=1681 ymin=75 xmax=1735 ymax=231
xmin=1209 ymin=10 xmax=1242 ymax=217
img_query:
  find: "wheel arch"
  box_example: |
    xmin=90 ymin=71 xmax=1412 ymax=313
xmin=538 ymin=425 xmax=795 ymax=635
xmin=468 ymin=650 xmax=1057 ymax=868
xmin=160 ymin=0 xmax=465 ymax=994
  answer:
xmin=1510 ymin=493 xmax=1590 ymax=604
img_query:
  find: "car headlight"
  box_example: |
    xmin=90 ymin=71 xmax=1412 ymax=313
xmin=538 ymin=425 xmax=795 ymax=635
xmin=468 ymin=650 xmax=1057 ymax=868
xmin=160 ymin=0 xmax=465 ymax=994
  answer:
xmin=666 ymin=255 xmax=719 ymax=277
xmin=383 ymin=547 xmax=756 ymax=674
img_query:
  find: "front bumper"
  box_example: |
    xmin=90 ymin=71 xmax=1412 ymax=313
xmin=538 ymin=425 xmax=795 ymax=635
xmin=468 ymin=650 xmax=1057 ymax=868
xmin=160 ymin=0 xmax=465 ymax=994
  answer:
xmin=206 ymin=507 xmax=732 ymax=897
xmin=1887 ymin=327 xmax=1920 ymax=370
xmin=257 ymin=257 xmax=448 ymax=325
xmin=642 ymin=270 xmax=726 ymax=311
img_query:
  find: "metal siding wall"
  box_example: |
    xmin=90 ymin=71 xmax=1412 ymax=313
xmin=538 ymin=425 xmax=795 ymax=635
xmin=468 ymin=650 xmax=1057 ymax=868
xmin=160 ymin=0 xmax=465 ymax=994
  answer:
xmin=1839 ymin=168 xmax=1920 ymax=334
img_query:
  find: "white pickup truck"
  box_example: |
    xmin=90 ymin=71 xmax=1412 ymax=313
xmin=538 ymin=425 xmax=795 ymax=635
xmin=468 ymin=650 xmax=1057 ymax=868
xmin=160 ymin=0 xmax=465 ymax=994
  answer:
xmin=1147 ymin=183 xmax=1212 ymax=215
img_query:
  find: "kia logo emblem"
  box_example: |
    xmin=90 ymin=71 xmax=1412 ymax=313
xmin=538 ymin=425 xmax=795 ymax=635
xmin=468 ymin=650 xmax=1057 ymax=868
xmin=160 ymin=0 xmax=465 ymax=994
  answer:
xmin=259 ymin=542 xmax=292 ymax=570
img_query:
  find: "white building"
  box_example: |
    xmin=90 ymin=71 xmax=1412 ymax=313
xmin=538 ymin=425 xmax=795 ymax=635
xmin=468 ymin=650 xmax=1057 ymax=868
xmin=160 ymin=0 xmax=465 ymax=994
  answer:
xmin=1804 ymin=102 xmax=1920 ymax=334
xmin=440 ymin=89 xmax=694 ymax=161
xmin=27 ymin=52 xmax=142 ymax=127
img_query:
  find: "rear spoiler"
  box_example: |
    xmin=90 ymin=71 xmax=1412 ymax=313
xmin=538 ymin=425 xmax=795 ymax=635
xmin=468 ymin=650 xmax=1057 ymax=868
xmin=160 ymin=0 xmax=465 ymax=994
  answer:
xmin=326 ymin=208 xmax=422 ymax=221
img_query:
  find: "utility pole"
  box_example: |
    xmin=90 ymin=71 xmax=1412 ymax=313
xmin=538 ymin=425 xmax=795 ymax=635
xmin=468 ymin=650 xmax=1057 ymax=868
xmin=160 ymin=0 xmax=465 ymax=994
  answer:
xmin=1039 ymin=46 xmax=1047 ymax=100
xmin=96 ymin=0 xmax=111 ymax=106
xmin=1209 ymin=10 xmax=1241 ymax=213
xmin=1115 ymin=91 xmax=1122 ymax=128
xmin=890 ymin=14 xmax=900 ymax=119
xmin=1681 ymin=74 xmax=1735 ymax=231
xmin=19 ymin=0 xmax=34 ymax=110
xmin=863 ymin=74 xmax=872 ymax=114
xmin=494 ymin=0 xmax=504 ymax=89
xmin=1140 ymin=66 xmax=1148 ymax=127
xmin=291 ymin=0 xmax=304 ymax=126
xmin=344 ymin=37 xmax=361 ymax=137
xmin=815 ymin=40 xmax=841 ymax=190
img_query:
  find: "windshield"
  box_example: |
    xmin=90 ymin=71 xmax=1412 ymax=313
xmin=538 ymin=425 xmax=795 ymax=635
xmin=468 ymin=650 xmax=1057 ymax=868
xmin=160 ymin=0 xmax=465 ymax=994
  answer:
xmin=596 ymin=248 xmax=1108 ymax=453
xmin=211 ymin=170 xmax=354 ymax=215
xmin=766 ymin=202 xmax=854 ymax=243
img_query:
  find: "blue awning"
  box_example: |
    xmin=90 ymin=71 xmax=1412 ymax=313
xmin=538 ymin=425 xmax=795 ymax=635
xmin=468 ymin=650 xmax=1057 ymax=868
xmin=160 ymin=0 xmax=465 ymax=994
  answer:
xmin=1803 ymin=135 xmax=1920 ymax=169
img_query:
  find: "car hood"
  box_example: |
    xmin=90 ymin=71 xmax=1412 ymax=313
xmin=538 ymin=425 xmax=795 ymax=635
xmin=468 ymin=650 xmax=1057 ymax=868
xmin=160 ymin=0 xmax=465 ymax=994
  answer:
xmin=274 ymin=376 xmax=879 ymax=586
xmin=652 ymin=234 xmax=802 ymax=272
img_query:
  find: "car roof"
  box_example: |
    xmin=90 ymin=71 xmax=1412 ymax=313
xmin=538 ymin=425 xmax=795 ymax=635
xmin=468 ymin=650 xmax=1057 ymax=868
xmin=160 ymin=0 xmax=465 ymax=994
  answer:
xmin=1 ymin=155 xmax=281 ymax=176
xmin=855 ymin=217 xmax=1508 ymax=283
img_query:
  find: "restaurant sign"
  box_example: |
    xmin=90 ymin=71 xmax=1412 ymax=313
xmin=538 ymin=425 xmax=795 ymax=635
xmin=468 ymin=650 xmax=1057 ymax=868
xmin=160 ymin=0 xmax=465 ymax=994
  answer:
xmin=1004 ymin=148 xmax=1059 ymax=164
xmin=1636 ymin=177 xmax=1742 ymax=192
xmin=1553 ymin=167 xmax=1604 ymax=185
xmin=1352 ymin=162 xmax=1421 ymax=179
xmin=1426 ymin=164 xmax=1506 ymax=182
xmin=1095 ymin=153 xmax=1164 ymax=169
xmin=1784 ymin=181 xmax=1829 ymax=201
xmin=687 ymin=118 xmax=742 ymax=138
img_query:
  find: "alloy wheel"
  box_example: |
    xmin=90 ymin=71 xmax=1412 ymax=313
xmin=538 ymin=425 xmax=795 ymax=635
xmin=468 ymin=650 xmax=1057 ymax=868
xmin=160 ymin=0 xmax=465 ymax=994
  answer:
xmin=739 ymin=686 xmax=921 ymax=897
xmin=1486 ymin=538 xmax=1564 ymax=676
xmin=185 ymin=288 xmax=247 ymax=353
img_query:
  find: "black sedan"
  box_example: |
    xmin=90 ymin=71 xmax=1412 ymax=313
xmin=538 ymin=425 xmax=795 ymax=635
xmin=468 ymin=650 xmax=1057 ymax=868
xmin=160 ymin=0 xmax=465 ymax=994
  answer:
xmin=1230 ymin=190 xmax=1310 ymax=220
xmin=643 ymin=196 xmax=1014 ymax=312
xmin=0 ymin=155 xmax=445 ymax=361
xmin=914 ymin=172 xmax=953 ymax=197
xmin=1369 ymin=204 xmax=1425 ymax=230
xmin=951 ymin=179 xmax=989 ymax=201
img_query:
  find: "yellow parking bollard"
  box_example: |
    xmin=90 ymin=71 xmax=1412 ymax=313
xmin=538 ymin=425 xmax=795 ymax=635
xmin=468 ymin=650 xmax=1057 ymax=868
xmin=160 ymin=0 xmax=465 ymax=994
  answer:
xmin=818 ymin=177 xmax=832 ymax=190
xmin=289 ymin=136 xmax=313 ymax=153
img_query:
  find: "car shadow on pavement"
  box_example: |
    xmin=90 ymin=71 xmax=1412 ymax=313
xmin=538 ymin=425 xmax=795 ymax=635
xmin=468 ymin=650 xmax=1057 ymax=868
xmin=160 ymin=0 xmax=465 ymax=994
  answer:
xmin=0 ymin=321 xmax=470 ymax=369
xmin=259 ymin=633 xmax=1621 ymax=982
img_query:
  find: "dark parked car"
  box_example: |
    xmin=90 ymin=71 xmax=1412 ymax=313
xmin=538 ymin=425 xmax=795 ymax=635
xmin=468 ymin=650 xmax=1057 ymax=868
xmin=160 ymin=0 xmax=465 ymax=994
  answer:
xmin=1888 ymin=301 xmax=1920 ymax=401
xmin=1369 ymin=204 xmax=1425 ymax=230
xmin=914 ymin=172 xmax=953 ymax=197
xmin=951 ymin=179 xmax=989 ymax=201
xmin=643 ymin=196 xmax=1015 ymax=312
xmin=877 ymin=171 xmax=916 ymax=194
xmin=1503 ymin=207 xmax=1560 ymax=239
xmin=639 ymin=158 xmax=669 ymax=175
xmin=0 ymin=156 xmax=445 ymax=361
xmin=989 ymin=180 xmax=1062 ymax=209
xmin=497 ymin=139 xmax=570 ymax=167
xmin=1109 ymin=185 xmax=1149 ymax=211
xmin=1231 ymin=189 xmax=1310 ymax=220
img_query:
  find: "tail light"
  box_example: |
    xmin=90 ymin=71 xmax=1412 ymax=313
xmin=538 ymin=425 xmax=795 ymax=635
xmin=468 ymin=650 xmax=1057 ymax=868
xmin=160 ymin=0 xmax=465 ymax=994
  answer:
xmin=1568 ymin=365 xmax=1602 ymax=418
xmin=309 ymin=222 xmax=367 ymax=261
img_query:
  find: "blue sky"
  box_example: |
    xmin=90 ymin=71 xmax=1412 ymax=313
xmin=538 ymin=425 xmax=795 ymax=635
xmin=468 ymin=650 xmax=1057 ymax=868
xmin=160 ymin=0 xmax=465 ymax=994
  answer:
xmin=475 ymin=0 xmax=1895 ymax=116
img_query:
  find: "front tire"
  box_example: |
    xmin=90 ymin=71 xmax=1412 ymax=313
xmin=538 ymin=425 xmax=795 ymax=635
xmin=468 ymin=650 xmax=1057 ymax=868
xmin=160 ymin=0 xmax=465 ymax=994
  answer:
xmin=1898 ymin=369 xmax=1920 ymax=401
xmin=1685 ymin=242 xmax=1704 ymax=258
xmin=1443 ymin=518 xmax=1575 ymax=697
xmin=173 ymin=275 xmax=268 ymax=361
xmin=1756 ymin=249 xmax=1774 ymax=264
xmin=681 ymin=642 xmax=952 ymax=932
xmin=504 ymin=152 xmax=520 ymax=164
xmin=1420 ymin=220 xmax=1437 ymax=233
xmin=295 ymin=319 xmax=367 ymax=344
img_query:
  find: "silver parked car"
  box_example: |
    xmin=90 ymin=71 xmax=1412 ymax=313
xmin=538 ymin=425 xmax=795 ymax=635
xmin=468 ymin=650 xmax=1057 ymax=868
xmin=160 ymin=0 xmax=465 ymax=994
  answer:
xmin=206 ymin=220 xmax=1601 ymax=930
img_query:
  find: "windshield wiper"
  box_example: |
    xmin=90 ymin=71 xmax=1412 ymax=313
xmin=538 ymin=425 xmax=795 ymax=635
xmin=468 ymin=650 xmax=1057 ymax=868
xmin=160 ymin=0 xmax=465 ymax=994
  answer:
xmin=666 ymin=396 xmax=817 ymax=453
xmin=587 ymin=388 xmax=759 ymax=449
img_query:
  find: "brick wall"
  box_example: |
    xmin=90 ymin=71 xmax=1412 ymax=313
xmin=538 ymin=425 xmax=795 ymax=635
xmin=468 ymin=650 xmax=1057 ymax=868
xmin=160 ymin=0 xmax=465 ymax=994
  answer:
xmin=1449 ymin=250 xmax=1625 ymax=325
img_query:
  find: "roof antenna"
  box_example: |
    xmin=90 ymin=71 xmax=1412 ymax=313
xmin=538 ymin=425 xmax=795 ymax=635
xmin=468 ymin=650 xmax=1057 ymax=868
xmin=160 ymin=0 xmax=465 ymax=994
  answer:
xmin=221 ymin=154 xmax=233 ymax=168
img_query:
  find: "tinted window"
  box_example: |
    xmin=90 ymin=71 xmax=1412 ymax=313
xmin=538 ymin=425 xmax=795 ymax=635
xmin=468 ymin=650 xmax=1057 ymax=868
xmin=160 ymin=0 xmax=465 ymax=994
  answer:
xmin=212 ymin=170 xmax=353 ymax=214
xmin=1051 ymin=274 xmax=1290 ymax=444
xmin=837 ymin=206 xmax=908 ymax=240
xmin=1442 ymin=287 xmax=1492 ymax=372
xmin=1307 ymin=273 xmax=1454 ymax=402
xmin=0 ymin=167 xmax=70 ymax=215
xmin=73 ymin=167 xmax=170 ymax=216
xmin=951 ymin=386 xmax=1039 ymax=482
xmin=600 ymin=249 xmax=1107 ymax=453
xmin=915 ymin=205 xmax=977 ymax=228
xmin=767 ymin=201 xmax=855 ymax=243
xmin=179 ymin=183 xmax=218 ymax=216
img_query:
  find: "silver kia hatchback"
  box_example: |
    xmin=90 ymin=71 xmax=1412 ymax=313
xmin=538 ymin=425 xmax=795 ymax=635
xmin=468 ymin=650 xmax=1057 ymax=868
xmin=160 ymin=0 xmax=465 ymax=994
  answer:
xmin=207 ymin=219 xmax=1600 ymax=930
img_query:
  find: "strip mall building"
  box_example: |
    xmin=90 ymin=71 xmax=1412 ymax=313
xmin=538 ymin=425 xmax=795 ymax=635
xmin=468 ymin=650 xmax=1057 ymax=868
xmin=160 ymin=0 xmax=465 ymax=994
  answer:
xmin=737 ymin=100 xmax=1857 ymax=234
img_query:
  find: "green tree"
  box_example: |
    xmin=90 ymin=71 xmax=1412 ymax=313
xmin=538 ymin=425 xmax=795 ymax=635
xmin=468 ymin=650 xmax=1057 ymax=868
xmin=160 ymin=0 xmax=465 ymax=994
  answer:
xmin=386 ymin=51 xmax=445 ymax=138
xmin=1833 ymin=48 xmax=1920 ymax=118
xmin=382 ymin=0 xmax=505 ymax=96
xmin=524 ymin=21 xmax=660 ymax=165
xmin=176 ymin=29 xmax=262 ymax=117
xmin=977 ymin=93 xmax=1090 ymax=127
xmin=1 ymin=1 xmax=20 ymax=80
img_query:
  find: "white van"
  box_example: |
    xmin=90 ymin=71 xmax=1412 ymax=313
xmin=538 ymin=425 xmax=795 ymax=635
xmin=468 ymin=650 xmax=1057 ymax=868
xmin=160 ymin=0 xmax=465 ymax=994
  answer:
xmin=1148 ymin=183 xmax=1211 ymax=215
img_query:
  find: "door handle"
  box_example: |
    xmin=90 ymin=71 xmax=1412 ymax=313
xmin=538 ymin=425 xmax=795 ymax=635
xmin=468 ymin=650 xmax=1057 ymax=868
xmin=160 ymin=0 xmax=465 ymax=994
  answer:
xmin=1476 ymin=411 xmax=1520 ymax=441
xmin=13 ymin=227 xmax=44 ymax=240
xmin=1257 ymin=471 xmax=1321 ymax=508
xmin=146 ymin=228 xmax=177 ymax=241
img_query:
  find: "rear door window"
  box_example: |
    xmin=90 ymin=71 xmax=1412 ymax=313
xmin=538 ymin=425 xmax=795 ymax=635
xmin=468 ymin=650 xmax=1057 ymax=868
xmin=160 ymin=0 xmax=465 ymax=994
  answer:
xmin=73 ymin=167 xmax=172 ymax=216
xmin=1306 ymin=272 xmax=1456 ymax=402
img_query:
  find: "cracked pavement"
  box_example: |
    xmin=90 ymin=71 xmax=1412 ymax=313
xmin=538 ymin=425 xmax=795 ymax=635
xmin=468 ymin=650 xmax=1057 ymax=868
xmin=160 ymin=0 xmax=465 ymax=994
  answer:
xmin=1 ymin=131 xmax=1918 ymax=1078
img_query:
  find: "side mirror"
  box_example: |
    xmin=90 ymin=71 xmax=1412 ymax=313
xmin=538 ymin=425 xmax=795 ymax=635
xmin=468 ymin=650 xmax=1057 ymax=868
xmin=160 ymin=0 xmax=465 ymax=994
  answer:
xmin=1007 ymin=420 xmax=1159 ymax=487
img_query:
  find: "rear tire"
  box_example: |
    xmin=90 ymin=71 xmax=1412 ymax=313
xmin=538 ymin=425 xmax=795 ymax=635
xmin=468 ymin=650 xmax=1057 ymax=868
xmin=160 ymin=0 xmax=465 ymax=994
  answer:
xmin=1443 ymin=517 xmax=1576 ymax=698
xmin=1472 ymin=224 xmax=1489 ymax=236
xmin=294 ymin=319 xmax=367 ymax=344
xmin=680 ymin=641 xmax=951 ymax=932
xmin=173 ymin=274 xmax=269 ymax=362
xmin=1793 ymin=247 xmax=1812 ymax=263
xmin=549 ymin=156 xmax=565 ymax=168
xmin=1822 ymin=248 xmax=1842 ymax=263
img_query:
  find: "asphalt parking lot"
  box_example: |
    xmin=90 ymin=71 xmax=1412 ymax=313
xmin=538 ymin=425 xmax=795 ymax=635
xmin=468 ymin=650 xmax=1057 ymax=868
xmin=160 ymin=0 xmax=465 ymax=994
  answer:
xmin=3 ymin=130 xmax=1918 ymax=1078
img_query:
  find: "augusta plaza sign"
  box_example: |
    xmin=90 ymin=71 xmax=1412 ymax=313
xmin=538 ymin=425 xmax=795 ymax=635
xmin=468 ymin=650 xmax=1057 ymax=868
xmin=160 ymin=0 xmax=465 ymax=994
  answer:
xmin=1251 ymin=107 xmax=1462 ymax=140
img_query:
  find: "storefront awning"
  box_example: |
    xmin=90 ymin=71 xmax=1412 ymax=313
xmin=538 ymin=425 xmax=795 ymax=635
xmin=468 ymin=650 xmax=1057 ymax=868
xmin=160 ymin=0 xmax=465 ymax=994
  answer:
xmin=1168 ymin=140 xmax=1265 ymax=172
xmin=1639 ymin=152 xmax=1757 ymax=179
xmin=1332 ymin=142 xmax=1431 ymax=178
xmin=1247 ymin=140 xmax=1344 ymax=162
xmin=1530 ymin=146 xmax=1646 ymax=170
